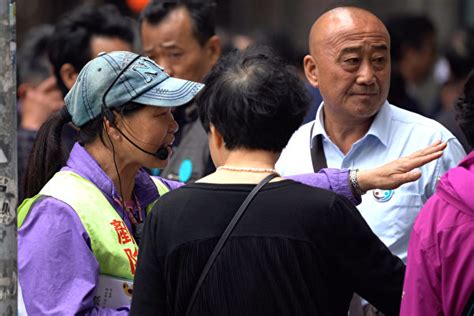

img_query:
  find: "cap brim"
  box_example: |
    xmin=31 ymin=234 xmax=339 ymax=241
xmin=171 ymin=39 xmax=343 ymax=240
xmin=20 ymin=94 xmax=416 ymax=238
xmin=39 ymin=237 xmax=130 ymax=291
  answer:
xmin=132 ymin=76 xmax=204 ymax=108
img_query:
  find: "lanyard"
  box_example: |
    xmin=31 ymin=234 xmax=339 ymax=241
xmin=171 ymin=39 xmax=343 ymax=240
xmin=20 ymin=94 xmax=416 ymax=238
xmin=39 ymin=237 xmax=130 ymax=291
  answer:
xmin=310 ymin=123 xmax=328 ymax=172
xmin=113 ymin=194 xmax=144 ymax=226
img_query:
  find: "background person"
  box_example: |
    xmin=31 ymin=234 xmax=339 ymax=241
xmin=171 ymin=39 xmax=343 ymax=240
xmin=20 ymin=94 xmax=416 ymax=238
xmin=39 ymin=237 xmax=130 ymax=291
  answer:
xmin=386 ymin=14 xmax=438 ymax=116
xmin=16 ymin=24 xmax=63 ymax=201
xmin=139 ymin=1 xmax=221 ymax=182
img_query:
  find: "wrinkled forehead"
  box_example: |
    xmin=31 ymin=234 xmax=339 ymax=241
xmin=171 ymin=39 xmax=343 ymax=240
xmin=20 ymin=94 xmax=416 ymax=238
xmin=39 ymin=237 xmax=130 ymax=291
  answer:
xmin=310 ymin=8 xmax=390 ymax=52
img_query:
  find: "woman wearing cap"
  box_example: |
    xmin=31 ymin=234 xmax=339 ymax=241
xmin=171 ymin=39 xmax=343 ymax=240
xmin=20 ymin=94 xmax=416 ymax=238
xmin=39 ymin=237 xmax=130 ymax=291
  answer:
xmin=18 ymin=51 xmax=444 ymax=315
xmin=18 ymin=51 xmax=204 ymax=315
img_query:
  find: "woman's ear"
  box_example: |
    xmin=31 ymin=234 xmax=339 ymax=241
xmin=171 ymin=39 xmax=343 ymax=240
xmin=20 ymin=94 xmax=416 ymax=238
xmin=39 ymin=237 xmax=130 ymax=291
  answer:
xmin=209 ymin=124 xmax=224 ymax=150
xmin=103 ymin=116 xmax=121 ymax=141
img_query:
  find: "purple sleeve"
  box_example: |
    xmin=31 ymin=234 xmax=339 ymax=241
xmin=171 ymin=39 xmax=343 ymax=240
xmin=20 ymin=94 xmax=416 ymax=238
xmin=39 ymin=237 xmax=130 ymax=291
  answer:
xmin=157 ymin=177 xmax=184 ymax=191
xmin=18 ymin=197 xmax=130 ymax=315
xmin=285 ymin=168 xmax=361 ymax=205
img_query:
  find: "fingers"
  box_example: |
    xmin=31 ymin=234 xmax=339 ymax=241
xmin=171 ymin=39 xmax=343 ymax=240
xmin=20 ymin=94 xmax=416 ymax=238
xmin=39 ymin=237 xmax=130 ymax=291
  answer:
xmin=409 ymin=141 xmax=447 ymax=158
xmin=403 ymin=150 xmax=444 ymax=171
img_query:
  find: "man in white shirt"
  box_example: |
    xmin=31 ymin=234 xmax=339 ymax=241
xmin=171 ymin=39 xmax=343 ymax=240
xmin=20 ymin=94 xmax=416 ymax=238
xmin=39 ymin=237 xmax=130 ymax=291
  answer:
xmin=277 ymin=6 xmax=465 ymax=261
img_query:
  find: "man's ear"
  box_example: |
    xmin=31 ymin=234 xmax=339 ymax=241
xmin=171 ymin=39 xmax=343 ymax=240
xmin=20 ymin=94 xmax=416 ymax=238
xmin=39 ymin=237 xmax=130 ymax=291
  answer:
xmin=59 ymin=63 xmax=78 ymax=90
xmin=304 ymin=54 xmax=319 ymax=88
xmin=205 ymin=35 xmax=221 ymax=66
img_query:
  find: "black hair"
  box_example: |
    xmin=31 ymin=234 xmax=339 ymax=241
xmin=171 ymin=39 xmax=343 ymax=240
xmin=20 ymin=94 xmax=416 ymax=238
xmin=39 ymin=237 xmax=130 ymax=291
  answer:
xmin=139 ymin=1 xmax=216 ymax=46
xmin=17 ymin=24 xmax=54 ymax=85
xmin=197 ymin=45 xmax=310 ymax=153
xmin=386 ymin=14 xmax=436 ymax=63
xmin=455 ymin=70 xmax=474 ymax=148
xmin=23 ymin=102 xmax=145 ymax=199
xmin=48 ymin=4 xmax=135 ymax=97
xmin=445 ymin=28 xmax=474 ymax=81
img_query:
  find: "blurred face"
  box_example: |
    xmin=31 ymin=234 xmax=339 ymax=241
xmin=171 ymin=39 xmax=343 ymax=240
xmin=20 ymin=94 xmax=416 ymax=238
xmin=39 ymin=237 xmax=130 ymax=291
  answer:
xmin=61 ymin=36 xmax=133 ymax=93
xmin=305 ymin=9 xmax=391 ymax=123
xmin=18 ymin=75 xmax=64 ymax=129
xmin=90 ymin=36 xmax=132 ymax=58
xmin=141 ymin=7 xmax=218 ymax=82
xmin=411 ymin=34 xmax=437 ymax=83
xmin=117 ymin=105 xmax=179 ymax=169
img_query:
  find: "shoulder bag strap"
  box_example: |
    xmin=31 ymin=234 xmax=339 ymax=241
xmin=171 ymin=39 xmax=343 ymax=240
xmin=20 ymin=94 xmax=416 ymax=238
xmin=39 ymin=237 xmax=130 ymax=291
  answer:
xmin=310 ymin=123 xmax=328 ymax=172
xmin=185 ymin=173 xmax=279 ymax=315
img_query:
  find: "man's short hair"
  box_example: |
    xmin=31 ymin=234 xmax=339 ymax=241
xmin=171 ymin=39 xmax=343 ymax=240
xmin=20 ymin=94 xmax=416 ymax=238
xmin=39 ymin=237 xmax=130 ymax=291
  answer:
xmin=139 ymin=1 xmax=216 ymax=46
xmin=48 ymin=5 xmax=135 ymax=96
xmin=456 ymin=69 xmax=474 ymax=147
xmin=18 ymin=24 xmax=54 ymax=85
xmin=197 ymin=46 xmax=310 ymax=153
xmin=386 ymin=15 xmax=436 ymax=63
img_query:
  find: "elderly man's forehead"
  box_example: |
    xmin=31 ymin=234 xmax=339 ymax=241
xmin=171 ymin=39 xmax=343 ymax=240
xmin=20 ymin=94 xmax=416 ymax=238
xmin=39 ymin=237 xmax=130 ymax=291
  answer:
xmin=309 ymin=7 xmax=389 ymax=50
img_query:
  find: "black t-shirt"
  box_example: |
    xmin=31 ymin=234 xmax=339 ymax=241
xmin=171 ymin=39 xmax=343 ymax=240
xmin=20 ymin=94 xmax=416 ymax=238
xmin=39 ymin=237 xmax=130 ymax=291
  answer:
xmin=131 ymin=180 xmax=404 ymax=316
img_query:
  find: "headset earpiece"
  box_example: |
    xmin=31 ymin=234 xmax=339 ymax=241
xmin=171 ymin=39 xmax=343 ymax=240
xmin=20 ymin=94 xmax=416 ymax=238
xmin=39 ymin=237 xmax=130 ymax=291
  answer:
xmin=103 ymin=108 xmax=115 ymax=124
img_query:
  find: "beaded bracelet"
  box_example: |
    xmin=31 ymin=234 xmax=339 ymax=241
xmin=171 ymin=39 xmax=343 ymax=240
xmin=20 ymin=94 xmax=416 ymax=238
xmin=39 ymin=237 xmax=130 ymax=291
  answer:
xmin=349 ymin=169 xmax=367 ymax=196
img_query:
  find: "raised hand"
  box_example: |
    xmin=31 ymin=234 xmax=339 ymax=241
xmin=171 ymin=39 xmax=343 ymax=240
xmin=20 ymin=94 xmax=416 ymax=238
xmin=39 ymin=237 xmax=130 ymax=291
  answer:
xmin=357 ymin=140 xmax=448 ymax=192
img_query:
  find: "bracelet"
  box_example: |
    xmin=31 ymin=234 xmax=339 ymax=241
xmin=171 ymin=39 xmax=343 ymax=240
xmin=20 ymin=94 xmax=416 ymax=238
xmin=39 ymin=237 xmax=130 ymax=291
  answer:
xmin=349 ymin=169 xmax=367 ymax=196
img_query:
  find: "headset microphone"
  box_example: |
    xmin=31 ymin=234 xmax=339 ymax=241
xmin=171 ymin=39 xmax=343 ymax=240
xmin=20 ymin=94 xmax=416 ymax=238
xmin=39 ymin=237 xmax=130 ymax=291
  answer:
xmin=122 ymin=131 xmax=170 ymax=160
xmin=155 ymin=146 xmax=170 ymax=160
xmin=111 ymin=121 xmax=170 ymax=160
xmin=123 ymin=131 xmax=170 ymax=160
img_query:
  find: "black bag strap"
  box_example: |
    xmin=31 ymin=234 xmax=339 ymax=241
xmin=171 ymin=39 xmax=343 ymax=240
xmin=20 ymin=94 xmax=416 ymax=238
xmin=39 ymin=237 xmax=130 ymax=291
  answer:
xmin=185 ymin=173 xmax=279 ymax=315
xmin=310 ymin=123 xmax=328 ymax=172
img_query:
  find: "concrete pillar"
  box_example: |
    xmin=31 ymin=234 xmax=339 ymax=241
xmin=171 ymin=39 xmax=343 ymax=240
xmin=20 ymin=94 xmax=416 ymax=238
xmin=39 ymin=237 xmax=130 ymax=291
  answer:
xmin=0 ymin=0 xmax=17 ymax=314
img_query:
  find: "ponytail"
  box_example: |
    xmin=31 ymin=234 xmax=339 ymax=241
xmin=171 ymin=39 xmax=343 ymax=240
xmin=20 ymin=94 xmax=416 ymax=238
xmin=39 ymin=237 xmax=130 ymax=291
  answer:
xmin=23 ymin=107 xmax=72 ymax=198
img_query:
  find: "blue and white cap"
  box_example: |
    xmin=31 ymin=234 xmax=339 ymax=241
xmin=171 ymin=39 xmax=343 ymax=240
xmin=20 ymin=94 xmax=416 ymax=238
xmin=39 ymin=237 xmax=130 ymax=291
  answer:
xmin=65 ymin=51 xmax=204 ymax=127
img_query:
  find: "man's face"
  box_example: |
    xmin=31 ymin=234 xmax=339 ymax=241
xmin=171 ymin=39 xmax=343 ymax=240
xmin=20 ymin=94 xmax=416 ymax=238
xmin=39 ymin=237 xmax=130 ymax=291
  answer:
xmin=305 ymin=12 xmax=391 ymax=123
xmin=141 ymin=7 xmax=216 ymax=83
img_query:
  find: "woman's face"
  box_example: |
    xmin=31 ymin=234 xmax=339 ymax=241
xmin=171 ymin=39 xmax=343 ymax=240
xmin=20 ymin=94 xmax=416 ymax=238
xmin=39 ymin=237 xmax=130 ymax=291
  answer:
xmin=116 ymin=105 xmax=179 ymax=169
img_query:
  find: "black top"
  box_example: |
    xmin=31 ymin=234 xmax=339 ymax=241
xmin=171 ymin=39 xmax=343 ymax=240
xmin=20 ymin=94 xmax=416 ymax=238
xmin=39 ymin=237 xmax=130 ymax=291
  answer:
xmin=131 ymin=180 xmax=404 ymax=316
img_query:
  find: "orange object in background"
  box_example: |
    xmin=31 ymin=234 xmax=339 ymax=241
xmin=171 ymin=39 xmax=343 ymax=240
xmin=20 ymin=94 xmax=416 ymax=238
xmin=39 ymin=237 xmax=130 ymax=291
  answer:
xmin=126 ymin=0 xmax=150 ymax=13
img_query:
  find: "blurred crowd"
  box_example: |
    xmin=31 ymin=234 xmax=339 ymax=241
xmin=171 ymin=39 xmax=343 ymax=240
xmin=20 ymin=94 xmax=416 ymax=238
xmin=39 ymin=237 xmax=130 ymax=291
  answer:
xmin=17 ymin=3 xmax=474 ymax=195
xmin=15 ymin=1 xmax=474 ymax=315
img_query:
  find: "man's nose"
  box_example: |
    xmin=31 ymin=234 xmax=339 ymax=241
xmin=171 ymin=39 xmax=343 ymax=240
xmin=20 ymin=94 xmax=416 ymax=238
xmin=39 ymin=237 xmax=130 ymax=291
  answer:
xmin=159 ymin=60 xmax=174 ymax=77
xmin=356 ymin=61 xmax=376 ymax=85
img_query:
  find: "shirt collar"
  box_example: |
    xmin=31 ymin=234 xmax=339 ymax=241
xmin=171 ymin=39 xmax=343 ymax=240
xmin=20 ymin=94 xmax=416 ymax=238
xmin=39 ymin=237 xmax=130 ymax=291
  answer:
xmin=63 ymin=143 xmax=159 ymax=207
xmin=366 ymin=101 xmax=391 ymax=147
xmin=312 ymin=101 xmax=329 ymax=139
xmin=313 ymin=100 xmax=391 ymax=147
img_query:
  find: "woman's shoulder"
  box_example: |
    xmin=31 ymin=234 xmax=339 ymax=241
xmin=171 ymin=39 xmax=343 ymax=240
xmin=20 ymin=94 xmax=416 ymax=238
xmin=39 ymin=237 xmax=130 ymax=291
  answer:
xmin=19 ymin=196 xmax=86 ymax=236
